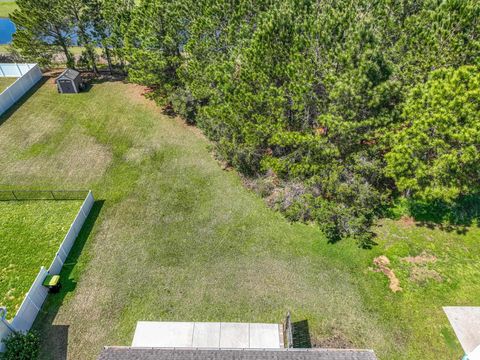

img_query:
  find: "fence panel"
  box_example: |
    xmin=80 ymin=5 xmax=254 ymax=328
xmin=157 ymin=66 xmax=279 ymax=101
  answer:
xmin=10 ymin=267 xmax=49 ymax=332
xmin=0 ymin=309 xmax=14 ymax=352
xmin=48 ymin=191 xmax=95 ymax=275
xmin=0 ymin=64 xmax=42 ymax=116
xmin=0 ymin=63 xmax=35 ymax=77
xmin=0 ymin=64 xmax=21 ymax=77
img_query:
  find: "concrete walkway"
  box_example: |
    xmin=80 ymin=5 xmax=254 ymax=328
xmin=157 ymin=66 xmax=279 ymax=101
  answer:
xmin=444 ymin=307 xmax=480 ymax=353
xmin=131 ymin=321 xmax=284 ymax=349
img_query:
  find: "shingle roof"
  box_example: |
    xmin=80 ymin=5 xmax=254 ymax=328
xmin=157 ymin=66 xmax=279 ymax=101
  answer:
xmin=57 ymin=68 xmax=80 ymax=80
xmin=98 ymin=347 xmax=378 ymax=360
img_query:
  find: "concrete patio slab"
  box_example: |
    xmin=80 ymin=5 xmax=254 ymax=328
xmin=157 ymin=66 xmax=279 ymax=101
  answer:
xmin=219 ymin=322 xmax=249 ymax=348
xmin=250 ymin=323 xmax=282 ymax=349
xmin=132 ymin=321 xmax=194 ymax=348
xmin=131 ymin=321 xmax=283 ymax=349
xmin=444 ymin=306 xmax=480 ymax=353
xmin=192 ymin=322 xmax=221 ymax=348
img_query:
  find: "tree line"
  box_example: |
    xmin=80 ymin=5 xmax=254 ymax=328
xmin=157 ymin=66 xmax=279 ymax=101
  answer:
xmin=11 ymin=0 xmax=134 ymax=73
xmin=12 ymin=0 xmax=480 ymax=244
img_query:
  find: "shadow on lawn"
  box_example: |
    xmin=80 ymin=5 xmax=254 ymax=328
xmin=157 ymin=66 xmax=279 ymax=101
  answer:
xmin=384 ymin=193 xmax=480 ymax=234
xmin=0 ymin=76 xmax=48 ymax=127
xmin=409 ymin=194 xmax=480 ymax=234
xmin=292 ymin=319 xmax=312 ymax=348
xmin=34 ymin=200 xmax=104 ymax=360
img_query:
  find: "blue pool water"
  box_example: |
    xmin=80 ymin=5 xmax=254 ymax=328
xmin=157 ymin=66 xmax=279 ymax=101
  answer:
xmin=0 ymin=18 xmax=16 ymax=44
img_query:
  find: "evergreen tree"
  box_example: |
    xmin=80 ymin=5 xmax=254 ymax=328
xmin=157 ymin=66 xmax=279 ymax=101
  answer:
xmin=11 ymin=0 xmax=74 ymax=67
xmin=386 ymin=66 xmax=480 ymax=201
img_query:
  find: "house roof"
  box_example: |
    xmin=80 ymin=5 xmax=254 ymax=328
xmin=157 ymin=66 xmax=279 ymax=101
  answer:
xmin=57 ymin=68 xmax=80 ymax=80
xmin=98 ymin=347 xmax=378 ymax=360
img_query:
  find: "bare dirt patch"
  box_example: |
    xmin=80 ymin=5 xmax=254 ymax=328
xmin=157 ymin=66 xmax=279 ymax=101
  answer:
xmin=402 ymin=251 xmax=437 ymax=264
xmin=409 ymin=267 xmax=443 ymax=284
xmin=372 ymin=255 xmax=402 ymax=292
xmin=399 ymin=216 xmax=416 ymax=227
xmin=312 ymin=332 xmax=354 ymax=348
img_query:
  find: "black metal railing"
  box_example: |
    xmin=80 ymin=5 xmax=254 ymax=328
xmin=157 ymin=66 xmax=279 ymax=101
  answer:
xmin=284 ymin=311 xmax=294 ymax=348
xmin=0 ymin=190 xmax=89 ymax=201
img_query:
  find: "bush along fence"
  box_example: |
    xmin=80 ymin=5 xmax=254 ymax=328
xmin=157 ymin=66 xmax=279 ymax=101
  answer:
xmin=0 ymin=63 xmax=42 ymax=117
xmin=0 ymin=191 xmax=94 ymax=352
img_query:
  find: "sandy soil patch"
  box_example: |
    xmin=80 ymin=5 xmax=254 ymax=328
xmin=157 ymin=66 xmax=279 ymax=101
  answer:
xmin=409 ymin=267 xmax=443 ymax=284
xmin=402 ymin=251 xmax=437 ymax=264
xmin=372 ymin=256 xmax=402 ymax=292
xmin=398 ymin=216 xmax=416 ymax=227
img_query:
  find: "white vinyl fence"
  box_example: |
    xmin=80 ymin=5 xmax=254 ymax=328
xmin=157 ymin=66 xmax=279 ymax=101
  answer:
xmin=0 ymin=309 xmax=14 ymax=352
xmin=10 ymin=268 xmax=49 ymax=333
xmin=49 ymin=191 xmax=94 ymax=275
xmin=0 ymin=191 xmax=94 ymax=350
xmin=0 ymin=63 xmax=42 ymax=116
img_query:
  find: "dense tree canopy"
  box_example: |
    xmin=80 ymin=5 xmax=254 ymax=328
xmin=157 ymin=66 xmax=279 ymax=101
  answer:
xmin=386 ymin=66 xmax=480 ymax=201
xmin=11 ymin=0 xmax=480 ymax=243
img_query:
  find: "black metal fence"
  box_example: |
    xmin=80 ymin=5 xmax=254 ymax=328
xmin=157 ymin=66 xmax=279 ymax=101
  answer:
xmin=284 ymin=311 xmax=294 ymax=348
xmin=0 ymin=190 xmax=89 ymax=201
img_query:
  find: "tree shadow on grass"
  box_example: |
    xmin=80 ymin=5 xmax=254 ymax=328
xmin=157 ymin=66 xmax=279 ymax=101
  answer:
xmin=77 ymin=74 xmax=129 ymax=93
xmin=407 ymin=194 xmax=480 ymax=233
xmin=0 ymin=76 xmax=48 ymax=127
xmin=33 ymin=200 xmax=104 ymax=360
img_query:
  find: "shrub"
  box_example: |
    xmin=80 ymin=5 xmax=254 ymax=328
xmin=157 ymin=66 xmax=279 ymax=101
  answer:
xmin=1 ymin=331 xmax=40 ymax=360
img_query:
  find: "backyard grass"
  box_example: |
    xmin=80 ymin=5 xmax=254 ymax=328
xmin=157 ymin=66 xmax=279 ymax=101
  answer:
xmin=0 ymin=77 xmax=15 ymax=93
xmin=0 ymin=200 xmax=81 ymax=318
xmin=0 ymin=78 xmax=478 ymax=359
xmin=0 ymin=44 xmax=9 ymax=54
xmin=0 ymin=1 xmax=16 ymax=18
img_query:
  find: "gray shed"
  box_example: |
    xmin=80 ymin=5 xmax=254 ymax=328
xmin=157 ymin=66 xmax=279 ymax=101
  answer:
xmin=56 ymin=69 xmax=83 ymax=94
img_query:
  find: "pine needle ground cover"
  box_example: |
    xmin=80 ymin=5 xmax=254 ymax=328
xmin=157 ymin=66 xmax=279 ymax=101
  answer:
xmin=0 ymin=79 xmax=478 ymax=360
xmin=0 ymin=200 xmax=81 ymax=318
xmin=0 ymin=77 xmax=15 ymax=93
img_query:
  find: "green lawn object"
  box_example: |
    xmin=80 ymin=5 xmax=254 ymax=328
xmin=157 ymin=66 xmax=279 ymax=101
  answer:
xmin=43 ymin=275 xmax=62 ymax=293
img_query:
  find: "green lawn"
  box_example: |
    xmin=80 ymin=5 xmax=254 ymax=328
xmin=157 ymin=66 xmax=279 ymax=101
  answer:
xmin=0 ymin=77 xmax=15 ymax=93
xmin=0 ymin=200 xmax=81 ymax=318
xmin=0 ymin=78 xmax=477 ymax=359
xmin=0 ymin=45 xmax=10 ymax=54
xmin=0 ymin=1 xmax=16 ymax=18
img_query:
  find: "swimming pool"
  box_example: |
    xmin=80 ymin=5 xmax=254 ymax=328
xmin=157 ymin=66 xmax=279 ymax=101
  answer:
xmin=0 ymin=18 xmax=15 ymax=44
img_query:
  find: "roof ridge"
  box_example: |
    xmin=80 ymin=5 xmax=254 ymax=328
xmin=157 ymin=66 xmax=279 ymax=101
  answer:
xmin=102 ymin=346 xmax=376 ymax=352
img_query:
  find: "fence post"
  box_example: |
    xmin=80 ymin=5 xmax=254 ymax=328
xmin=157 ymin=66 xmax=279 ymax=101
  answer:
xmin=15 ymin=63 xmax=22 ymax=76
xmin=284 ymin=311 xmax=293 ymax=348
